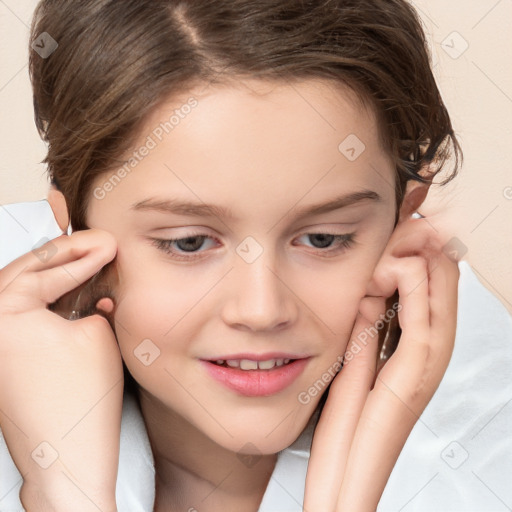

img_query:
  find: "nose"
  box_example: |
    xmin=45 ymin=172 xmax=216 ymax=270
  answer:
xmin=220 ymin=250 xmax=298 ymax=332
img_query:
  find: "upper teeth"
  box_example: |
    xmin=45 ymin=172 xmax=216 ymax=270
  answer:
xmin=215 ymin=358 xmax=291 ymax=370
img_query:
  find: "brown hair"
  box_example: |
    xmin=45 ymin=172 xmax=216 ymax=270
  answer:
xmin=29 ymin=0 xmax=461 ymax=232
xmin=29 ymin=0 xmax=461 ymax=372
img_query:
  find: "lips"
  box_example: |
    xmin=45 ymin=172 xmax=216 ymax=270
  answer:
xmin=200 ymin=353 xmax=310 ymax=397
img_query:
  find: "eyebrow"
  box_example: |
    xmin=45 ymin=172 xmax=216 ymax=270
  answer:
xmin=130 ymin=189 xmax=381 ymax=221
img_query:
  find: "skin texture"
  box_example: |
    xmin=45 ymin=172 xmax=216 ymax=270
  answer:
xmin=84 ymin=79 xmax=407 ymax=510
xmin=0 ymin=229 xmax=121 ymax=512
xmin=0 ymin=78 xmax=458 ymax=512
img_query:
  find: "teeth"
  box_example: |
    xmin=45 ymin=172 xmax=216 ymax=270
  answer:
xmin=240 ymin=359 xmax=258 ymax=370
xmin=212 ymin=358 xmax=294 ymax=369
xmin=258 ymin=359 xmax=276 ymax=370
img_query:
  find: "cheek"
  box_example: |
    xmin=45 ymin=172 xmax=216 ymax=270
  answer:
xmin=109 ymin=245 xmax=229 ymax=381
xmin=108 ymin=250 xmax=191 ymax=377
xmin=299 ymin=243 xmax=388 ymax=355
xmin=299 ymin=250 xmax=383 ymax=320
xmin=112 ymin=240 xmax=211 ymax=328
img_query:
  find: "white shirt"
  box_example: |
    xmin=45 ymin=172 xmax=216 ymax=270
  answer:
xmin=1 ymin=200 xmax=511 ymax=511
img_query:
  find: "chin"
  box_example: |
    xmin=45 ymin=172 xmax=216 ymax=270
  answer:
xmin=199 ymin=401 xmax=320 ymax=456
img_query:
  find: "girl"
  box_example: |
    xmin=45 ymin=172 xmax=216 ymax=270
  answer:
xmin=0 ymin=0 xmax=461 ymax=510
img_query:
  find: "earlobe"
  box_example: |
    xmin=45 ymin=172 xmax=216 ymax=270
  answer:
xmin=47 ymin=186 xmax=70 ymax=232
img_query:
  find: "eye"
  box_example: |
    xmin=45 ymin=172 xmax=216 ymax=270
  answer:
xmin=293 ymin=232 xmax=356 ymax=256
xmin=151 ymin=231 xmax=356 ymax=261
xmin=151 ymin=233 xmax=219 ymax=260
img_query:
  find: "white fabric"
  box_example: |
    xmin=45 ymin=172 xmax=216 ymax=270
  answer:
xmin=1 ymin=200 xmax=511 ymax=511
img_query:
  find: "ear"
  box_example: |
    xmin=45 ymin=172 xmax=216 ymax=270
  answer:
xmin=47 ymin=186 xmax=70 ymax=232
xmin=396 ymin=178 xmax=431 ymax=224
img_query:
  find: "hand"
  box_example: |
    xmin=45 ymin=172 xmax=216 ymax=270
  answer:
xmin=0 ymin=229 xmax=123 ymax=512
xmin=304 ymin=217 xmax=459 ymax=511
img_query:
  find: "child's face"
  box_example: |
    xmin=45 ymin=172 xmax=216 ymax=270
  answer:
xmin=86 ymin=79 xmax=397 ymax=454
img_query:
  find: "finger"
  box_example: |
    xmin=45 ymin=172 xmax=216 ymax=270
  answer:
xmin=393 ymin=246 xmax=459 ymax=390
xmin=0 ymin=229 xmax=116 ymax=285
xmin=387 ymin=218 xmax=442 ymax=259
xmin=371 ymin=256 xmax=429 ymax=334
xmin=48 ymin=261 xmax=118 ymax=320
xmin=428 ymin=251 xmax=459 ymax=355
xmin=335 ymin=259 xmax=431 ymax=511
xmin=0 ymin=229 xmax=117 ymax=308
xmin=366 ymin=220 xmax=441 ymax=299
xmin=304 ymin=296 xmax=383 ymax=511
xmin=335 ymin=231 xmax=458 ymax=511
xmin=335 ymin=376 xmax=420 ymax=511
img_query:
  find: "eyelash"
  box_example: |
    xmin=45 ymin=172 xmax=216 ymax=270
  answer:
xmin=151 ymin=231 xmax=356 ymax=261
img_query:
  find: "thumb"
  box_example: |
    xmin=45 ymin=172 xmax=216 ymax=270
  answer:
xmin=304 ymin=295 xmax=385 ymax=510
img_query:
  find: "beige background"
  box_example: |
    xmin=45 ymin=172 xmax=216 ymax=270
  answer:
xmin=1 ymin=0 xmax=511 ymax=314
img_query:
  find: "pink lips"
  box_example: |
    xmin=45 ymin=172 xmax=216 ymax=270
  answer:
xmin=200 ymin=354 xmax=310 ymax=397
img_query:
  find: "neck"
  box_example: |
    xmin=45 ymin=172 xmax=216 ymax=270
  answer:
xmin=137 ymin=388 xmax=277 ymax=512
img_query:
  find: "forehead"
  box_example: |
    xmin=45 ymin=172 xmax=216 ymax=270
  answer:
xmin=87 ymin=79 xmax=395 ymax=226
xmin=145 ymin=78 xmax=384 ymax=166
